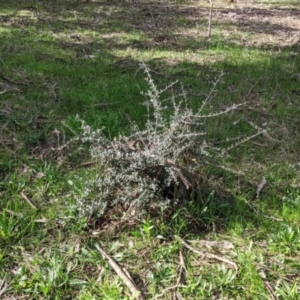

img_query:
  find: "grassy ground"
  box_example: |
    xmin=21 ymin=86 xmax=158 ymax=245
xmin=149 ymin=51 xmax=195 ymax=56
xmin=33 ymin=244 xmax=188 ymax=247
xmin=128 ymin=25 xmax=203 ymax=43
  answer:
xmin=0 ymin=0 xmax=300 ymax=299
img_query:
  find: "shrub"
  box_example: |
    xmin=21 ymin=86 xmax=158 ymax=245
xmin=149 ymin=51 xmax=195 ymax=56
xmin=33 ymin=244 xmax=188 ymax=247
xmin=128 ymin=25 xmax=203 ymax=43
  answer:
xmin=72 ymin=63 xmax=263 ymax=220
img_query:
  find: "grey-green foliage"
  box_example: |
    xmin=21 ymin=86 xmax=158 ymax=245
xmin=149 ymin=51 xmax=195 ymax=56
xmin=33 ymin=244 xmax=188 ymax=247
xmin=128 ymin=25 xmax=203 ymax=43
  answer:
xmin=74 ymin=63 xmax=262 ymax=219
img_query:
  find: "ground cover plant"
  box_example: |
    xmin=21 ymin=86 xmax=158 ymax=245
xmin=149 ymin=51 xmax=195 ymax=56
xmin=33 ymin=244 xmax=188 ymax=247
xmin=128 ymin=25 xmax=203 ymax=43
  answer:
xmin=0 ymin=0 xmax=300 ymax=299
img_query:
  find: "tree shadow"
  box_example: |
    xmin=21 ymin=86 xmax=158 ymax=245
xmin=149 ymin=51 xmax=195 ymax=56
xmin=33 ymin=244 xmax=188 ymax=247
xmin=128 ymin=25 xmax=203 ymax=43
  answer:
xmin=1 ymin=0 xmax=299 ymax=52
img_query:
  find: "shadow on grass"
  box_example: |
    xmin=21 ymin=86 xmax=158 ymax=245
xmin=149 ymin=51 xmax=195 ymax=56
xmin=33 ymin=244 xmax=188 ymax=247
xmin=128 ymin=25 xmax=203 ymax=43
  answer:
xmin=1 ymin=1 xmax=299 ymax=48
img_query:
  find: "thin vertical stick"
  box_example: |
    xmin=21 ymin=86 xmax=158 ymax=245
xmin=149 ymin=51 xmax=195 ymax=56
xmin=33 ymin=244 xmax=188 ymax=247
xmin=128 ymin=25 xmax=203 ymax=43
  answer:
xmin=208 ymin=0 xmax=213 ymax=38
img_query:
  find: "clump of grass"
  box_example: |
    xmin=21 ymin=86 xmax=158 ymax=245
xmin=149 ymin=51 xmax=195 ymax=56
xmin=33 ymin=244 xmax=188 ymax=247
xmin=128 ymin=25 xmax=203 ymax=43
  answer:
xmin=71 ymin=63 xmax=263 ymax=221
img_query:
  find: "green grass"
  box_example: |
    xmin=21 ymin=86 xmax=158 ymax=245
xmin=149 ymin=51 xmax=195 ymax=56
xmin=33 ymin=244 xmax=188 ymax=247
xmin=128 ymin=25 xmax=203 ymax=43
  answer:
xmin=0 ymin=0 xmax=300 ymax=299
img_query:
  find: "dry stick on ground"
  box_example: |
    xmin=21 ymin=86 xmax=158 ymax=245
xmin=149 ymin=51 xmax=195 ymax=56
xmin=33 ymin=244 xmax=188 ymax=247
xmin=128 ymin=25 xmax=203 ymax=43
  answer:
xmin=173 ymin=250 xmax=186 ymax=300
xmin=76 ymin=160 xmax=98 ymax=168
xmin=0 ymin=276 xmax=8 ymax=298
xmin=257 ymin=268 xmax=278 ymax=300
xmin=1 ymin=209 xmax=22 ymax=217
xmin=95 ymin=244 xmax=144 ymax=300
xmin=256 ymin=177 xmax=268 ymax=199
xmin=20 ymin=191 xmax=37 ymax=209
xmin=175 ymin=235 xmax=238 ymax=271
xmin=0 ymin=89 xmax=9 ymax=95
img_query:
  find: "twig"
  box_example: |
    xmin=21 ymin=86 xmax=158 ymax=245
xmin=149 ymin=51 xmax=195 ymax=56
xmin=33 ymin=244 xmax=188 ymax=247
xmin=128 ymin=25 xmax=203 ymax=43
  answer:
xmin=34 ymin=216 xmax=48 ymax=223
xmin=257 ymin=269 xmax=278 ymax=300
xmin=83 ymin=102 xmax=118 ymax=108
xmin=250 ymin=141 xmax=267 ymax=147
xmin=1 ymin=209 xmax=22 ymax=217
xmin=178 ymin=250 xmax=186 ymax=272
xmin=199 ymin=72 xmax=223 ymax=113
xmin=172 ymin=167 xmax=192 ymax=190
xmin=256 ymin=177 xmax=268 ymax=199
xmin=95 ymin=243 xmax=144 ymax=300
xmin=49 ymin=82 xmax=58 ymax=101
xmin=264 ymin=215 xmax=283 ymax=222
xmin=175 ymin=235 xmax=238 ymax=271
xmin=76 ymin=160 xmax=98 ymax=168
xmin=96 ymin=266 xmax=105 ymax=283
xmin=173 ymin=250 xmax=186 ymax=300
xmin=174 ymin=289 xmax=184 ymax=300
xmin=149 ymin=9 xmax=157 ymax=29
xmin=20 ymin=192 xmax=37 ymax=209
xmin=246 ymin=107 xmax=300 ymax=123
xmin=0 ymin=276 xmax=8 ymax=298
xmin=150 ymin=285 xmax=188 ymax=300
xmin=247 ymin=121 xmax=280 ymax=143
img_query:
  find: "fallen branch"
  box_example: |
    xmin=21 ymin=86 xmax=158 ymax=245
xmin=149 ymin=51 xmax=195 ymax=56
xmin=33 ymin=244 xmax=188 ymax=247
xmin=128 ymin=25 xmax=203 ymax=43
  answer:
xmin=256 ymin=177 xmax=268 ymax=199
xmin=95 ymin=243 xmax=144 ymax=300
xmin=174 ymin=250 xmax=186 ymax=300
xmin=174 ymin=235 xmax=238 ymax=271
xmin=257 ymin=268 xmax=278 ymax=300
xmin=0 ymin=276 xmax=8 ymax=298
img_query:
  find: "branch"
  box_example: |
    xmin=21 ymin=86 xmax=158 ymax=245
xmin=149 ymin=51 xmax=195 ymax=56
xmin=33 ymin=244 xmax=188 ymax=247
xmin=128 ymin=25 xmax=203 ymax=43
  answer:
xmin=20 ymin=191 xmax=37 ymax=209
xmin=95 ymin=243 xmax=144 ymax=300
xmin=175 ymin=235 xmax=238 ymax=271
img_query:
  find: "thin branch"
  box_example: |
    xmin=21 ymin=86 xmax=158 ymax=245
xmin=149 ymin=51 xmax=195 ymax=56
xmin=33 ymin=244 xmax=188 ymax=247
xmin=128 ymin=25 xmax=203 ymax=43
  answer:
xmin=219 ymin=129 xmax=264 ymax=156
xmin=198 ymin=102 xmax=245 ymax=118
xmin=178 ymin=250 xmax=187 ymax=272
xmin=95 ymin=243 xmax=144 ymax=300
xmin=0 ymin=276 xmax=8 ymax=298
xmin=199 ymin=72 xmax=222 ymax=113
xmin=20 ymin=192 xmax=37 ymax=209
xmin=175 ymin=235 xmax=238 ymax=271
xmin=172 ymin=167 xmax=192 ymax=190
xmin=256 ymin=177 xmax=268 ymax=199
xmin=174 ymin=250 xmax=186 ymax=300
xmin=247 ymin=121 xmax=280 ymax=143
xmin=1 ymin=209 xmax=22 ymax=217
xmin=257 ymin=269 xmax=278 ymax=300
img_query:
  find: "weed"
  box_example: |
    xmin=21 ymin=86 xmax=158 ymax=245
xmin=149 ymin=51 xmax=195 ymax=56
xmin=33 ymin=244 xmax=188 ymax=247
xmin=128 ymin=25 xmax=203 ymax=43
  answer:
xmin=268 ymin=224 xmax=300 ymax=255
xmin=72 ymin=63 xmax=262 ymax=222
